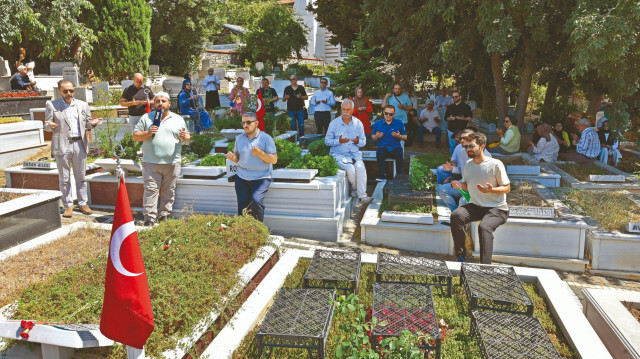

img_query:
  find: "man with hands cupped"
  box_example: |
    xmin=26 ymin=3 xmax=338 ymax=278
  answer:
xmin=371 ymin=105 xmax=406 ymax=181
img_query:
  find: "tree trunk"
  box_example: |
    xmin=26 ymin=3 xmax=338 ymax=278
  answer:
xmin=541 ymin=73 xmax=560 ymax=120
xmin=515 ymin=57 xmax=535 ymax=129
xmin=585 ymin=93 xmax=603 ymax=119
xmin=490 ymin=52 xmax=508 ymax=122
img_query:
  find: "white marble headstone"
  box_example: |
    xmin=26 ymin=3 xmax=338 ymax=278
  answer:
xmin=0 ymin=60 xmax=10 ymax=76
xmin=506 ymin=165 xmax=541 ymax=175
xmin=62 ymin=67 xmax=79 ymax=87
xmin=509 ymin=206 xmax=555 ymax=219
xmin=214 ymin=67 xmax=227 ymax=79
xmin=226 ymin=159 xmax=238 ymax=177
xmin=149 ymin=65 xmax=160 ymax=75
xmin=120 ymin=80 xmax=134 ymax=89
xmin=589 ymin=175 xmax=625 ymax=183
xmin=381 ymin=211 xmax=434 ymax=225
xmin=22 ymin=161 xmax=56 ymax=170
xmin=255 ymin=62 xmax=264 ymax=71
xmin=49 ymin=62 xmax=74 ymax=75
xmin=625 ymin=223 xmax=640 ymax=233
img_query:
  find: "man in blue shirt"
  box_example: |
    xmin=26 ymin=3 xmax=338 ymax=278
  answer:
xmin=10 ymin=66 xmax=35 ymax=90
xmin=310 ymin=78 xmax=336 ymax=134
xmin=382 ymin=83 xmax=414 ymax=145
xmin=371 ymin=105 xmax=407 ymax=181
xmin=226 ymin=112 xmax=278 ymax=222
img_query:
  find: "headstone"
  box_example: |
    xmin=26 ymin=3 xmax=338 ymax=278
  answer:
xmin=92 ymin=81 xmax=109 ymax=104
xmin=506 ymin=165 xmax=541 ymax=175
xmin=49 ymin=62 xmax=74 ymax=76
xmin=214 ymin=67 xmax=226 ymax=80
xmin=236 ymin=70 xmax=250 ymax=83
xmin=625 ymin=223 xmax=640 ymax=233
xmin=489 ymin=123 xmax=497 ymax=134
xmin=62 ymin=67 xmax=79 ymax=87
xmin=508 ymin=206 xmax=555 ymax=219
xmin=149 ymin=65 xmax=160 ymax=75
xmin=589 ymin=175 xmax=625 ymax=183
xmin=226 ymin=158 xmax=238 ymax=177
xmin=121 ymin=80 xmax=134 ymax=89
xmin=272 ymin=168 xmax=318 ymax=181
xmin=162 ymin=78 xmax=183 ymax=95
xmin=22 ymin=161 xmax=56 ymax=170
xmin=201 ymin=59 xmax=210 ymax=70
xmin=255 ymin=62 xmax=264 ymax=71
xmin=0 ymin=59 xmax=9 ymax=76
xmin=388 ymin=189 xmax=434 ymax=208
xmin=220 ymin=129 xmax=244 ymax=141
xmin=381 ymin=211 xmax=434 ymax=225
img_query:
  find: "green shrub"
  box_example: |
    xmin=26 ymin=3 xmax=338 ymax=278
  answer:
xmin=227 ymin=141 xmax=235 ymax=152
xmin=214 ymin=111 xmax=243 ymax=131
xmin=188 ymin=133 xmax=214 ymax=157
xmin=287 ymin=154 xmax=339 ymax=177
xmin=101 ymin=132 xmax=141 ymax=161
xmin=308 ymin=139 xmax=330 ymax=156
xmin=181 ymin=152 xmax=199 ymax=165
xmin=198 ymin=154 xmax=226 ymax=166
xmin=275 ymin=138 xmax=302 ymax=168
xmin=264 ymin=112 xmax=290 ymax=137
xmin=409 ymin=158 xmax=434 ymax=191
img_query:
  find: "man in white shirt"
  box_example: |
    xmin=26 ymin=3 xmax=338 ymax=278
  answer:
xmin=417 ymin=100 xmax=442 ymax=147
xmin=311 ymin=78 xmax=336 ymax=134
xmin=435 ymin=87 xmax=453 ymax=133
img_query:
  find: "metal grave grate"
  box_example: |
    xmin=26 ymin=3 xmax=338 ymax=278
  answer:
xmin=372 ymin=283 xmax=441 ymax=359
xmin=376 ymin=252 xmax=453 ymax=297
xmin=257 ymin=288 xmax=336 ymax=359
xmin=471 ymin=310 xmax=561 ymax=359
xmin=461 ymin=263 xmax=533 ymax=315
xmin=304 ymin=250 xmax=361 ymax=293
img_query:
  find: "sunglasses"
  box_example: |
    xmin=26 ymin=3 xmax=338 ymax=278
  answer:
xmin=241 ymin=121 xmax=256 ymax=125
xmin=290 ymin=79 xmax=297 ymax=81
xmin=452 ymin=96 xmax=460 ymax=99
xmin=463 ymin=144 xmax=477 ymax=149
xmin=383 ymin=112 xmax=394 ymax=116
xmin=504 ymin=119 xmax=510 ymax=123
xmin=320 ymin=81 xmax=328 ymax=84
xmin=62 ymin=89 xmax=75 ymax=94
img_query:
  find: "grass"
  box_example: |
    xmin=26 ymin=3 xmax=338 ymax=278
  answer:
xmin=232 ymin=259 xmax=576 ymax=358
xmin=564 ymin=190 xmax=640 ymax=231
xmin=0 ymin=192 xmax=27 ymax=204
xmin=556 ymin=163 xmax=609 ymax=181
xmin=378 ymin=198 xmax=438 ymax=218
xmin=413 ymin=153 xmax=451 ymax=170
xmin=4 ymin=214 xmax=271 ymax=358
xmin=507 ymin=182 xmax=552 ymax=208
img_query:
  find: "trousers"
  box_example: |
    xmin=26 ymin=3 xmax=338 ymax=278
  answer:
xmin=314 ymin=111 xmax=331 ymax=135
xmin=55 ymin=140 xmax=88 ymax=207
xmin=235 ymin=176 xmax=271 ymax=222
xmin=142 ymin=162 xmax=181 ymax=220
xmin=451 ymin=203 xmax=508 ymax=264
xmin=376 ymin=147 xmax=403 ymax=179
xmin=336 ymin=158 xmax=367 ymax=198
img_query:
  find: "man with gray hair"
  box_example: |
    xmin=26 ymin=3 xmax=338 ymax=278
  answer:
xmin=121 ymin=73 xmax=154 ymax=131
xmin=558 ymin=118 xmax=600 ymax=163
xmin=325 ymin=100 xmax=369 ymax=202
xmin=10 ymin=65 xmax=35 ymax=90
xmin=133 ymin=91 xmax=190 ymax=226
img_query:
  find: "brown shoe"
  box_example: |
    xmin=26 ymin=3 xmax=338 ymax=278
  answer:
xmin=79 ymin=205 xmax=93 ymax=215
xmin=63 ymin=206 xmax=74 ymax=218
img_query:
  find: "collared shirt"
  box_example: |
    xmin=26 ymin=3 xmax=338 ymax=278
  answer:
xmin=386 ymin=93 xmax=412 ymax=124
xmin=62 ymin=100 xmax=81 ymax=137
xmin=136 ymin=111 xmax=189 ymax=164
xmin=577 ymin=127 xmax=601 ymax=158
xmin=310 ymin=88 xmax=336 ymax=113
xmin=234 ymin=130 xmax=277 ymax=180
xmin=204 ymin=74 xmax=220 ymax=92
xmin=371 ymin=118 xmax=406 ymax=151
xmin=444 ymin=102 xmax=473 ymax=132
xmin=256 ymin=87 xmax=278 ymax=112
xmin=419 ymin=108 xmax=440 ymax=130
xmin=10 ymin=73 xmax=30 ymax=90
xmin=325 ymin=116 xmax=366 ymax=161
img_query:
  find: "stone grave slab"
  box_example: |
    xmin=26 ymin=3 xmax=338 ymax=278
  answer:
xmin=506 ymin=165 xmax=541 ymax=175
xmin=589 ymin=174 xmax=625 ymax=182
xmin=149 ymin=65 xmax=160 ymax=75
xmin=381 ymin=211 xmax=434 ymax=225
xmin=50 ymin=62 xmax=74 ymax=76
xmin=22 ymin=161 xmax=57 ymax=170
xmin=181 ymin=166 xmax=226 ymax=179
xmin=625 ymin=223 xmax=640 ymax=233
xmin=214 ymin=67 xmax=226 ymax=79
xmin=226 ymin=158 xmax=238 ymax=179
xmin=220 ymin=129 xmax=244 ymax=141
xmin=94 ymin=158 xmax=142 ymax=173
xmin=508 ymin=206 xmax=555 ymax=219
xmin=62 ymin=67 xmax=79 ymax=87
xmin=382 ymin=174 xmax=411 ymax=198
xmin=272 ymin=168 xmax=317 ymax=182
xmin=388 ymin=189 xmax=434 ymax=208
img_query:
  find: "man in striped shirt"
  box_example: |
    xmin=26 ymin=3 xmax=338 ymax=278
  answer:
xmin=558 ymin=118 xmax=600 ymax=163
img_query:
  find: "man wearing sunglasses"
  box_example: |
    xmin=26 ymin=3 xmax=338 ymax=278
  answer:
xmin=371 ymin=105 xmax=406 ymax=181
xmin=45 ymin=80 xmax=103 ymax=218
xmin=282 ymin=75 xmax=308 ymax=137
xmin=444 ymin=91 xmax=473 ymax=155
xmin=450 ymin=132 xmax=510 ymax=264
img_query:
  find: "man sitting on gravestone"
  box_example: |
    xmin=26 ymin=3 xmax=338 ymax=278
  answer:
xmin=10 ymin=65 xmax=35 ymax=90
xmin=557 ymin=117 xmax=600 ymax=163
xmin=121 ymin=73 xmax=155 ymax=132
xmin=450 ymin=132 xmax=510 ymax=264
xmin=371 ymin=105 xmax=406 ymax=181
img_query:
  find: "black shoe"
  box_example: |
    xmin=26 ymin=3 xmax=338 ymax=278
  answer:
xmin=158 ymin=215 xmax=169 ymax=223
xmin=143 ymin=218 xmax=156 ymax=227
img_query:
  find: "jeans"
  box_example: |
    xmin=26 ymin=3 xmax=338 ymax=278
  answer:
xmin=234 ymin=176 xmax=271 ymax=222
xmin=376 ymin=147 xmax=403 ymax=179
xmin=417 ymin=126 xmax=442 ymax=146
xmin=447 ymin=130 xmax=457 ymax=155
xmin=599 ymin=147 xmax=622 ymax=165
xmin=437 ymin=183 xmax=463 ymax=212
xmin=314 ymin=111 xmax=331 ymax=135
xmin=451 ymin=203 xmax=509 ymax=263
xmin=436 ymin=165 xmax=452 ymax=184
xmin=288 ymin=110 xmax=305 ymax=137
xmin=488 ymin=145 xmax=517 ymax=155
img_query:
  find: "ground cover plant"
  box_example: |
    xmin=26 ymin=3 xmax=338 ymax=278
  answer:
xmin=4 ymin=215 xmax=271 ymax=358
xmin=556 ymin=163 xmax=610 ymax=182
xmin=413 ymin=153 xmax=450 ymax=171
xmin=409 ymin=158 xmax=435 ymax=191
xmin=275 ymin=138 xmax=302 ymax=168
xmin=0 ymin=192 xmax=28 ymax=204
xmin=197 ymin=154 xmax=227 ymax=167
xmin=378 ymin=198 xmax=438 ymax=218
xmin=563 ymin=190 xmax=640 ymax=231
xmin=233 ymin=258 xmax=575 ymax=358
xmin=308 ymin=139 xmax=331 ymax=156
xmin=287 ymin=153 xmax=339 ymax=177
xmin=507 ymin=182 xmax=552 ymax=208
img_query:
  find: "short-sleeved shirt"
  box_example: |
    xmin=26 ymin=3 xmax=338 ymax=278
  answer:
xmin=371 ymin=118 xmax=406 ymax=151
xmin=135 ymin=111 xmax=188 ymax=164
xmin=386 ymin=93 xmax=412 ymax=124
xmin=122 ymin=85 xmax=154 ymax=116
xmin=435 ymin=95 xmax=453 ymax=111
xmin=256 ymin=87 xmax=278 ymax=112
xmin=444 ymin=102 xmax=473 ymax=133
xmin=234 ymin=130 xmax=276 ymax=180
xmin=463 ymin=157 xmax=510 ymax=211
xmin=283 ymin=85 xmax=307 ymax=111
xmin=419 ymin=108 xmax=440 ymax=130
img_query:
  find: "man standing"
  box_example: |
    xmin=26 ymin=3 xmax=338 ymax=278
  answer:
xmin=450 ymin=132 xmax=510 ymax=264
xmin=10 ymin=65 xmax=35 ymax=90
xmin=435 ymin=87 xmax=453 ymax=134
xmin=382 ymin=84 xmax=414 ymax=144
xmin=282 ymin=75 xmax=308 ymax=137
xmin=311 ymin=78 xmax=336 ymax=135
xmin=325 ymin=100 xmax=368 ymax=201
xmin=444 ymin=91 xmax=473 ymax=154
xmin=203 ymin=68 xmax=221 ymax=110
xmin=133 ymin=92 xmax=190 ymax=226
xmin=418 ymin=100 xmax=442 ymax=147
xmin=256 ymin=78 xmax=279 ymax=114
xmin=225 ymin=113 xmax=278 ymax=222
xmin=371 ymin=105 xmax=406 ymax=181
xmin=121 ymin=73 xmax=154 ymax=132
xmin=558 ymin=118 xmax=601 ymax=163
xmin=44 ymin=80 xmax=102 ymax=217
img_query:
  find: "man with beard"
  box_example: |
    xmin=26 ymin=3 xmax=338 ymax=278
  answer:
xmin=451 ymin=132 xmax=510 ymax=264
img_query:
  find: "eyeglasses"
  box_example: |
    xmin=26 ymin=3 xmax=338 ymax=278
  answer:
xmin=320 ymin=81 xmax=328 ymax=84
xmin=463 ymin=144 xmax=477 ymax=149
xmin=290 ymin=78 xmax=297 ymax=81
xmin=504 ymin=119 xmax=510 ymax=123
xmin=383 ymin=112 xmax=394 ymax=116
xmin=62 ymin=89 xmax=75 ymax=94
xmin=241 ymin=121 xmax=255 ymax=125
xmin=452 ymin=96 xmax=460 ymax=99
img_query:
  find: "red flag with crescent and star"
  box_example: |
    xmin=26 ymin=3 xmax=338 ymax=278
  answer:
xmin=257 ymin=88 xmax=266 ymax=131
xmin=145 ymin=99 xmax=152 ymax=113
xmin=100 ymin=174 xmax=154 ymax=349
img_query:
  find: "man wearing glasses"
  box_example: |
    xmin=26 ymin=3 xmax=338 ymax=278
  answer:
xmin=371 ymin=105 xmax=406 ymax=181
xmin=45 ymin=80 xmax=103 ymax=218
xmin=282 ymin=75 xmax=308 ymax=137
xmin=310 ymin=78 xmax=335 ymax=134
xmin=444 ymin=91 xmax=473 ymax=155
xmin=451 ymin=132 xmax=510 ymax=264
xmin=226 ymin=113 xmax=278 ymax=222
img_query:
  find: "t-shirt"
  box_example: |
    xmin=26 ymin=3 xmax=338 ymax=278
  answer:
xmin=386 ymin=93 xmax=412 ymax=124
xmin=122 ymin=85 xmax=154 ymax=116
xmin=234 ymin=130 xmax=277 ymax=180
xmin=371 ymin=118 xmax=406 ymax=151
xmin=451 ymin=144 xmax=492 ymax=175
xmin=435 ymin=95 xmax=454 ymax=111
xmin=444 ymin=102 xmax=473 ymax=133
xmin=419 ymin=108 xmax=440 ymax=130
xmin=135 ymin=111 xmax=188 ymax=164
xmin=256 ymin=87 xmax=278 ymax=112
xmin=283 ymin=85 xmax=307 ymax=111
xmin=462 ymin=157 xmax=510 ymax=211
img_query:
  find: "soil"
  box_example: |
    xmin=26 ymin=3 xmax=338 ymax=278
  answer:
xmin=565 ymin=190 xmax=640 ymax=231
xmin=497 ymin=156 xmax=528 ymax=166
xmin=0 ymin=192 xmax=27 ymax=203
xmin=507 ymin=182 xmax=550 ymax=207
xmin=556 ymin=163 xmax=610 ymax=181
xmin=624 ymin=302 xmax=640 ymax=324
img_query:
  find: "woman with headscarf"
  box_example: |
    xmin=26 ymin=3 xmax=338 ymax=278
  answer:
xmin=178 ymin=79 xmax=212 ymax=133
xmin=351 ymin=86 xmax=373 ymax=134
xmin=229 ymin=77 xmax=250 ymax=114
xmin=553 ymin=122 xmax=571 ymax=153
xmin=528 ymin=123 xmax=559 ymax=162
xmin=597 ymin=119 xmax=622 ymax=165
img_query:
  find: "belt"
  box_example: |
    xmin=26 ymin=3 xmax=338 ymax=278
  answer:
xmin=69 ymin=136 xmax=82 ymax=141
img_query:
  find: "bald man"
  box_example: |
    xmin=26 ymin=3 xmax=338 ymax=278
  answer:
xmin=121 ymin=73 xmax=155 ymax=131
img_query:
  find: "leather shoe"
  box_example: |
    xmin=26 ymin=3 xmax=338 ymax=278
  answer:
xmin=143 ymin=218 xmax=156 ymax=227
xmin=63 ymin=206 xmax=73 ymax=218
xmin=79 ymin=205 xmax=93 ymax=215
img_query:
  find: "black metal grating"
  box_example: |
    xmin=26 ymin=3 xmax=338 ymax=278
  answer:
xmin=376 ymin=252 xmax=453 ymax=297
xmin=372 ymin=283 xmax=441 ymax=358
xmin=471 ymin=310 xmax=561 ymax=359
xmin=257 ymin=288 xmax=336 ymax=359
xmin=304 ymin=250 xmax=361 ymax=292
xmin=461 ymin=263 xmax=534 ymax=315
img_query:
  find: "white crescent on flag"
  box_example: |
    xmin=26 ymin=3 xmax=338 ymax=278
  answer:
xmin=256 ymin=97 xmax=263 ymax=112
xmin=110 ymin=221 xmax=143 ymax=277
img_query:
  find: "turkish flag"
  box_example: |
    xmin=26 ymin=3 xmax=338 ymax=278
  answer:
xmin=257 ymin=89 xmax=266 ymax=131
xmin=145 ymin=99 xmax=151 ymax=113
xmin=100 ymin=174 xmax=154 ymax=349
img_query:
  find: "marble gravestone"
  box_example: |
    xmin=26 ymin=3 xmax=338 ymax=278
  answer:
xmin=149 ymin=65 xmax=160 ymax=75
xmin=121 ymin=80 xmax=134 ymax=90
xmin=50 ymin=62 xmax=74 ymax=76
xmin=509 ymin=206 xmax=555 ymax=219
xmin=589 ymin=175 xmax=625 ymax=183
xmin=255 ymin=62 xmax=265 ymax=71
xmin=62 ymin=67 xmax=79 ymax=87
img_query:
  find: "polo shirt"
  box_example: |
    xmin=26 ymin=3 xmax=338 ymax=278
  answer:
xmin=371 ymin=118 xmax=406 ymax=151
xmin=136 ymin=111 xmax=188 ymax=164
xmin=234 ymin=130 xmax=276 ymax=180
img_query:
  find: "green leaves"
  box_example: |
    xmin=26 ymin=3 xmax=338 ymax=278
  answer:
xmin=274 ymin=138 xmax=303 ymax=168
xmin=286 ymin=154 xmax=339 ymax=177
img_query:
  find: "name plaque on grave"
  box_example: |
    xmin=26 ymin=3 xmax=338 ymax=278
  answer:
xmin=625 ymin=223 xmax=640 ymax=233
xmin=226 ymin=159 xmax=238 ymax=177
xmin=508 ymin=206 xmax=555 ymax=219
xmin=22 ymin=161 xmax=55 ymax=169
xmin=589 ymin=175 xmax=625 ymax=182
xmin=381 ymin=211 xmax=434 ymax=225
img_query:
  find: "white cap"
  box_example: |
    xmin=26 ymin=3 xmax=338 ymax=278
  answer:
xmin=155 ymin=91 xmax=170 ymax=100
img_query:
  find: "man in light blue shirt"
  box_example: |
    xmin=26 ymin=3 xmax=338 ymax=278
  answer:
xmin=435 ymin=87 xmax=454 ymax=133
xmin=310 ymin=78 xmax=336 ymax=134
xmin=203 ymin=68 xmax=221 ymax=110
xmin=226 ymin=112 xmax=278 ymax=222
xmin=325 ymin=100 xmax=368 ymax=201
xmin=382 ymin=84 xmax=413 ymax=124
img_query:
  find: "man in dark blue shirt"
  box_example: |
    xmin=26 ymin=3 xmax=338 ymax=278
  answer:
xmin=10 ymin=66 xmax=35 ymax=90
xmin=371 ymin=105 xmax=407 ymax=181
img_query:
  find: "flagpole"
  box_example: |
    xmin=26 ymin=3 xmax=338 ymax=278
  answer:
xmin=126 ymin=345 xmax=145 ymax=359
